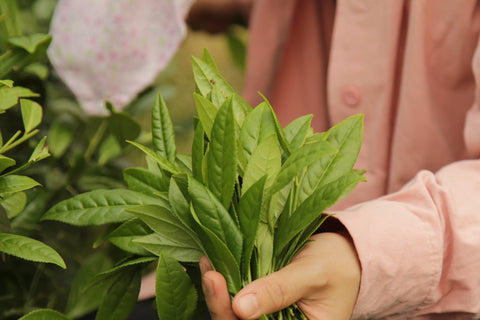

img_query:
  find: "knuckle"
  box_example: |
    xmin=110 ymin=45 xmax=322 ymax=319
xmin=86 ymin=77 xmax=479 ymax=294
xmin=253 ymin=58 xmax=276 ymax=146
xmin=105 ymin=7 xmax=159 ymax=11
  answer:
xmin=260 ymin=277 xmax=289 ymax=310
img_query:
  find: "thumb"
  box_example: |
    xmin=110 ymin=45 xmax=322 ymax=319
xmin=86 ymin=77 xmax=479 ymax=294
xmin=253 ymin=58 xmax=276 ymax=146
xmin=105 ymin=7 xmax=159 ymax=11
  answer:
xmin=232 ymin=260 xmax=319 ymax=319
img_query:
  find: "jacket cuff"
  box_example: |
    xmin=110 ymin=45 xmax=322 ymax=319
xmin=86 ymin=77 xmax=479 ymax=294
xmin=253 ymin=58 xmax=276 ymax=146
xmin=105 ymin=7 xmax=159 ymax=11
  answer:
xmin=330 ymin=171 xmax=445 ymax=319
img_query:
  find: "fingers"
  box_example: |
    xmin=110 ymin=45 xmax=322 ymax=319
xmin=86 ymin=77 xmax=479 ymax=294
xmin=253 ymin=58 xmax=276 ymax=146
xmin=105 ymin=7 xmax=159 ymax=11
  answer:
xmin=199 ymin=255 xmax=213 ymax=274
xmin=231 ymin=261 xmax=315 ymax=319
xmin=199 ymin=232 xmax=361 ymax=320
xmin=200 ymin=256 xmax=238 ymax=320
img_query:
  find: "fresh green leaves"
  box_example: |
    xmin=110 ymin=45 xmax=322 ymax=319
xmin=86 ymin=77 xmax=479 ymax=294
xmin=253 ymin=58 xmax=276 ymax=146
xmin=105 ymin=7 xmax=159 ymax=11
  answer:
xmin=18 ymin=309 xmax=70 ymax=320
xmin=0 ymin=84 xmax=38 ymax=113
xmin=8 ymin=33 xmax=52 ymax=54
xmin=152 ymin=93 xmax=176 ymax=162
xmin=0 ymin=175 xmax=40 ymax=194
xmin=0 ymin=33 xmax=52 ymax=78
xmin=20 ymin=98 xmax=42 ymax=133
xmin=188 ymin=177 xmax=242 ymax=264
xmin=41 ymin=49 xmax=365 ymax=320
xmin=205 ymin=97 xmax=237 ymax=209
xmin=95 ymin=269 xmax=141 ymax=320
xmin=129 ymin=205 xmax=203 ymax=262
xmin=156 ymin=252 xmax=197 ymax=320
xmin=0 ymin=233 xmax=66 ymax=268
xmin=42 ymin=189 xmax=166 ymax=226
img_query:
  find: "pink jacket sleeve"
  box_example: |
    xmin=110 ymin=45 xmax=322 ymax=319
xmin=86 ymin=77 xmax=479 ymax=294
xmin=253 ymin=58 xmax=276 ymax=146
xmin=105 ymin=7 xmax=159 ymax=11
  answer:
xmin=333 ymin=160 xmax=480 ymax=319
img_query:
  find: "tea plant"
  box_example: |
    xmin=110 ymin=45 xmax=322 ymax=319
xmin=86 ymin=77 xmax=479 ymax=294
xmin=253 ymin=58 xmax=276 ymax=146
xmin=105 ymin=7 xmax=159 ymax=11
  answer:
xmin=0 ymin=80 xmax=63 ymax=266
xmin=0 ymin=2 xmax=147 ymax=318
xmin=43 ymin=50 xmax=365 ymax=320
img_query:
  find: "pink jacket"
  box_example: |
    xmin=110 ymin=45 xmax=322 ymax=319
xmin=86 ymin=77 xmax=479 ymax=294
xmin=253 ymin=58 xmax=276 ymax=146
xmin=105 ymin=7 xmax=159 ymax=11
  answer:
xmin=245 ymin=0 xmax=480 ymax=319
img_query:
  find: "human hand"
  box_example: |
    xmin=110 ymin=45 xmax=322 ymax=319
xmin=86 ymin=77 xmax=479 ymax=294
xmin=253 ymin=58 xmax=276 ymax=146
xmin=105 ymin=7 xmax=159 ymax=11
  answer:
xmin=199 ymin=232 xmax=361 ymax=320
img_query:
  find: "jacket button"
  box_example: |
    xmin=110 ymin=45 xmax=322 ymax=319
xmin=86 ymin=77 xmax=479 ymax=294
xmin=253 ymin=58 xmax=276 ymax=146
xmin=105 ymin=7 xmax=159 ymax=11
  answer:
xmin=342 ymin=86 xmax=362 ymax=106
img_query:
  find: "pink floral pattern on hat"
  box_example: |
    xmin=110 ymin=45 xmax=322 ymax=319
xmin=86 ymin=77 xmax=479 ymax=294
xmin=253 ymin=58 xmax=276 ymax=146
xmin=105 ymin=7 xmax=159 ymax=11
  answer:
xmin=48 ymin=0 xmax=194 ymax=115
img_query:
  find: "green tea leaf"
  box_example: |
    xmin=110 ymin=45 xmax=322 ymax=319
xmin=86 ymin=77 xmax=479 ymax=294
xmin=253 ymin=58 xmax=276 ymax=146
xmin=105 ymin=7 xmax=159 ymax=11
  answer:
xmin=242 ymin=134 xmax=281 ymax=194
xmin=192 ymin=49 xmax=235 ymax=98
xmin=169 ymin=175 xmax=196 ymax=232
xmin=188 ymin=176 xmax=242 ymax=264
xmin=270 ymin=141 xmax=337 ymax=195
xmin=0 ymin=204 xmax=11 ymax=233
xmin=277 ymin=215 xmax=329 ymax=269
xmin=106 ymin=103 xmax=141 ymax=145
xmin=0 ymin=175 xmax=40 ymax=194
xmin=259 ymin=96 xmax=292 ymax=158
xmin=231 ymin=93 xmax=251 ymax=127
xmin=206 ymin=97 xmax=237 ymax=209
xmin=305 ymin=131 xmax=329 ymax=143
xmin=65 ymin=253 xmax=113 ymax=319
xmin=123 ymin=167 xmax=169 ymax=196
xmin=8 ymin=33 xmax=52 ymax=53
xmin=145 ymin=155 xmax=162 ymax=174
xmin=90 ymin=256 xmax=156 ymax=286
xmin=0 ymin=0 xmax=22 ymax=41
xmin=152 ymin=93 xmax=176 ymax=163
xmin=156 ymin=252 xmax=197 ymax=320
xmin=1 ymin=138 xmax=49 ymax=177
xmin=238 ymin=176 xmax=266 ymax=278
xmin=267 ymin=180 xmax=294 ymax=225
xmin=0 ymin=86 xmax=39 ymax=112
xmin=95 ymin=269 xmax=141 ymax=320
xmin=207 ymin=85 xmax=226 ymax=106
xmin=191 ymin=211 xmax=242 ymax=294
xmin=128 ymin=205 xmax=202 ymax=262
xmin=255 ymin=222 xmax=274 ymax=277
xmin=11 ymin=188 xmax=48 ymax=236
xmin=194 ymin=92 xmax=218 ymax=138
xmin=48 ymin=120 xmax=73 ymax=158
xmin=183 ymin=264 xmax=208 ymax=319
xmin=0 ymin=80 xmax=14 ymax=88
xmin=76 ymin=175 xmax=126 ymax=192
xmin=0 ymin=190 xmax=26 ymax=218
xmin=283 ymin=114 xmax=313 ymax=151
xmin=108 ymin=218 xmax=153 ymax=255
xmin=128 ymin=140 xmax=181 ymax=175
xmin=239 ymin=102 xmax=277 ymax=160
xmin=205 ymin=89 xmax=251 ymax=129
xmin=0 ymin=233 xmax=66 ymax=268
xmin=0 ymin=154 xmax=15 ymax=173
xmin=274 ymin=173 xmax=366 ymax=256
xmin=176 ymin=153 xmax=193 ymax=174
xmin=135 ymin=233 xmax=203 ymax=262
xmin=98 ymin=134 xmax=121 ymax=165
xmin=298 ymin=114 xmax=364 ymax=203
xmin=20 ymin=99 xmax=42 ymax=133
xmin=29 ymin=136 xmax=50 ymax=162
xmin=192 ymin=122 xmax=206 ymax=186
xmin=42 ymin=189 xmax=166 ymax=226
xmin=24 ymin=62 xmax=49 ymax=79
xmin=18 ymin=309 xmax=70 ymax=320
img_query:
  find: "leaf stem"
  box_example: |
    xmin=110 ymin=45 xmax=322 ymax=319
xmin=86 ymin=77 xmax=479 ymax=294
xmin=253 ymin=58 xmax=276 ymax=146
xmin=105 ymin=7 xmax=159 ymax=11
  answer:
xmin=0 ymin=159 xmax=31 ymax=177
xmin=0 ymin=129 xmax=38 ymax=154
xmin=0 ymin=130 xmax=21 ymax=153
xmin=85 ymin=120 xmax=107 ymax=162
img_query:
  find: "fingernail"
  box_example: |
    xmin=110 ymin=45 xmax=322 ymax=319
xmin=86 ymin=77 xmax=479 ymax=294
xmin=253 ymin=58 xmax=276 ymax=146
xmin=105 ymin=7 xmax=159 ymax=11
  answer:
xmin=202 ymin=276 xmax=214 ymax=296
xmin=235 ymin=294 xmax=259 ymax=318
